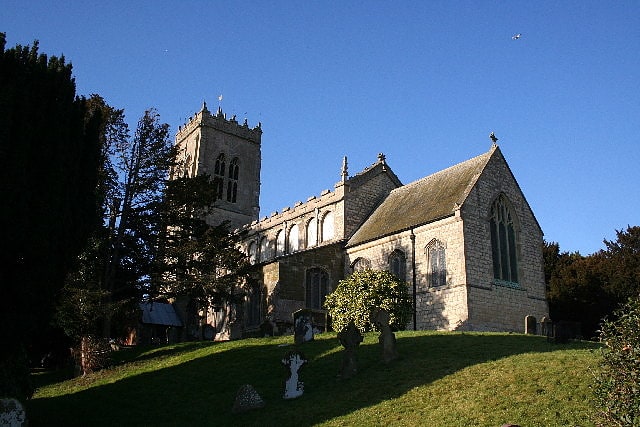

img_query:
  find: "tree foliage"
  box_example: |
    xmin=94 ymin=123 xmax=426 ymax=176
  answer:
xmin=151 ymin=175 xmax=252 ymax=335
xmin=0 ymin=33 xmax=102 ymax=398
xmin=324 ymin=270 xmax=412 ymax=333
xmin=593 ymin=296 xmax=640 ymax=426
xmin=545 ymin=226 xmax=640 ymax=339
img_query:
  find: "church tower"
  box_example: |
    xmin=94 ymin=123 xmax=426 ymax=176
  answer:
xmin=173 ymin=102 xmax=262 ymax=230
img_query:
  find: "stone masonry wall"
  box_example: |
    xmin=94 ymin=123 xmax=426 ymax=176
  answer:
xmin=461 ymin=149 xmax=548 ymax=332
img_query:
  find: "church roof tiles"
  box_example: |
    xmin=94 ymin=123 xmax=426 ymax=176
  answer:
xmin=346 ymin=146 xmax=497 ymax=247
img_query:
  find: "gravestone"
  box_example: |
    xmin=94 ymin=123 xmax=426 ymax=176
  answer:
xmin=282 ymin=350 xmax=308 ymax=399
xmin=260 ymin=317 xmax=278 ymax=337
xmin=293 ymin=309 xmax=314 ymax=345
xmin=232 ymin=384 xmax=265 ymax=413
xmin=372 ymin=308 xmax=399 ymax=363
xmin=0 ymin=398 xmax=27 ymax=427
xmin=525 ymin=315 xmax=537 ymax=335
xmin=337 ymin=321 xmax=363 ymax=379
xmin=541 ymin=316 xmax=552 ymax=339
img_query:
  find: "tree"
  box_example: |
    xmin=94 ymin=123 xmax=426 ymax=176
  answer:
xmin=151 ymin=175 xmax=252 ymax=338
xmin=324 ymin=270 xmax=412 ymax=333
xmin=601 ymin=226 xmax=640 ymax=300
xmin=0 ymin=33 xmax=102 ymax=398
xmin=593 ymin=296 xmax=640 ymax=426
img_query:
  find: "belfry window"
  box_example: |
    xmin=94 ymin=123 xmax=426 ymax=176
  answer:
xmin=226 ymin=158 xmax=239 ymax=203
xmin=213 ymin=153 xmax=226 ymax=200
xmin=490 ymin=195 xmax=519 ymax=284
xmin=306 ymin=268 xmax=329 ymax=309
xmin=427 ymin=239 xmax=446 ymax=287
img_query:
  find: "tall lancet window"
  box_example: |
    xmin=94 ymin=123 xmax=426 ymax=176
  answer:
xmin=490 ymin=194 xmax=519 ymax=284
xmin=427 ymin=239 xmax=446 ymax=287
xmin=226 ymin=158 xmax=239 ymax=203
xmin=214 ymin=153 xmax=226 ymax=200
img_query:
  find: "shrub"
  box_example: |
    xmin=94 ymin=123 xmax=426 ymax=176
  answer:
xmin=324 ymin=270 xmax=412 ymax=333
xmin=593 ymin=296 xmax=640 ymax=426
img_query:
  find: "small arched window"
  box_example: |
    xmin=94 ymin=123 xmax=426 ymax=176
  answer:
xmin=427 ymin=239 xmax=446 ymax=287
xmin=288 ymin=224 xmax=299 ymax=253
xmin=321 ymin=211 xmax=334 ymax=242
xmin=306 ymin=268 xmax=329 ymax=309
xmin=389 ymin=249 xmax=406 ymax=281
xmin=490 ymin=194 xmax=519 ymax=284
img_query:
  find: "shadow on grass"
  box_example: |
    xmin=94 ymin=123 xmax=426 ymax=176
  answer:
xmin=26 ymin=333 xmax=600 ymax=427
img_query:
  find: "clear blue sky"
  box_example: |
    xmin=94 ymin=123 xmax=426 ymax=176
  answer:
xmin=3 ymin=1 xmax=639 ymax=255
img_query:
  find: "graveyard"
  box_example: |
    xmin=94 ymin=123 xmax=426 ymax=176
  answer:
xmin=26 ymin=331 xmax=601 ymax=426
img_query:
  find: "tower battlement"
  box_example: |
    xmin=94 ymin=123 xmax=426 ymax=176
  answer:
xmin=176 ymin=102 xmax=262 ymax=144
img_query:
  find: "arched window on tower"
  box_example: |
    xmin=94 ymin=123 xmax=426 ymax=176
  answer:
xmin=306 ymin=268 xmax=329 ymax=309
xmin=389 ymin=249 xmax=407 ymax=281
xmin=288 ymin=224 xmax=299 ymax=253
xmin=321 ymin=211 xmax=334 ymax=242
xmin=213 ymin=153 xmax=226 ymax=200
xmin=226 ymin=157 xmax=239 ymax=203
xmin=490 ymin=194 xmax=519 ymax=285
xmin=426 ymin=239 xmax=446 ymax=287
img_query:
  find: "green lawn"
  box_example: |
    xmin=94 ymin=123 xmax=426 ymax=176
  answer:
xmin=27 ymin=332 xmax=602 ymax=426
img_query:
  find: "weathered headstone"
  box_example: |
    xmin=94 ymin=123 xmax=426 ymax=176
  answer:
xmin=337 ymin=321 xmax=363 ymax=379
xmin=232 ymin=384 xmax=265 ymax=413
xmin=282 ymin=350 xmax=308 ymax=399
xmin=0 ymin=398 xmax=27 ymax=427
xmin=293 ymin=309 xmax=314 ymax=345
xmin=372 ymin=308 xmax=399 ymax=363
xmin=541 ymin=316 xmax=552 ymax=339
xmin=260 ymin=317 xmax=278 ymax=337
xmin=525 ymin=315 xmax=537 ymax=335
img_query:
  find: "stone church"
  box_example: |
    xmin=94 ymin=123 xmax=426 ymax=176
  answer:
xmin=174 ymin=102 xmax=548 ymax=339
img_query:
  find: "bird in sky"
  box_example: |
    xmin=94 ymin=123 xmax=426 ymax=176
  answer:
xmin=512 ymin=33 xmax=522 ymax=40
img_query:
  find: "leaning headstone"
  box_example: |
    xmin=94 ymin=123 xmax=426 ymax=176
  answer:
xmin=232 ymin=384 xmax=265 ymax=413
xmin=372 ymin=308 xmax=399 ymax=363
xmin=525 ymin=315 xmax=537 ymax=335
xmin=0 ymin=398 xmax=27 ymax=427
xmin=282 ymin=350 xmax=308 ymax=399
xmin=337 ymin=321 xmax=363 ymax=379
xmin=293 ymin=309 xmax=314 ymax=345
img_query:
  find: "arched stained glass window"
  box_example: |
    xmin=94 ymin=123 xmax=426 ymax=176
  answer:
xmin=490 ymin=195 xmax=519 ymax=284
xmin=427 ymin=239 xmax=446 ymax=287
xmin=389 ymin=249 xmax=406 ymax=281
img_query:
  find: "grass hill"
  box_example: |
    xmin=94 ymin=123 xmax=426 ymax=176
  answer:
xmin=27 ymin=332 xmax=602 ymax=426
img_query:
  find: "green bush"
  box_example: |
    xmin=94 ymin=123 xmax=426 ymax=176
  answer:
xmin=593 ymin=296 xmax=640 ymax=426
xmin=324 ymin=270 xmax=412 ymax=333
